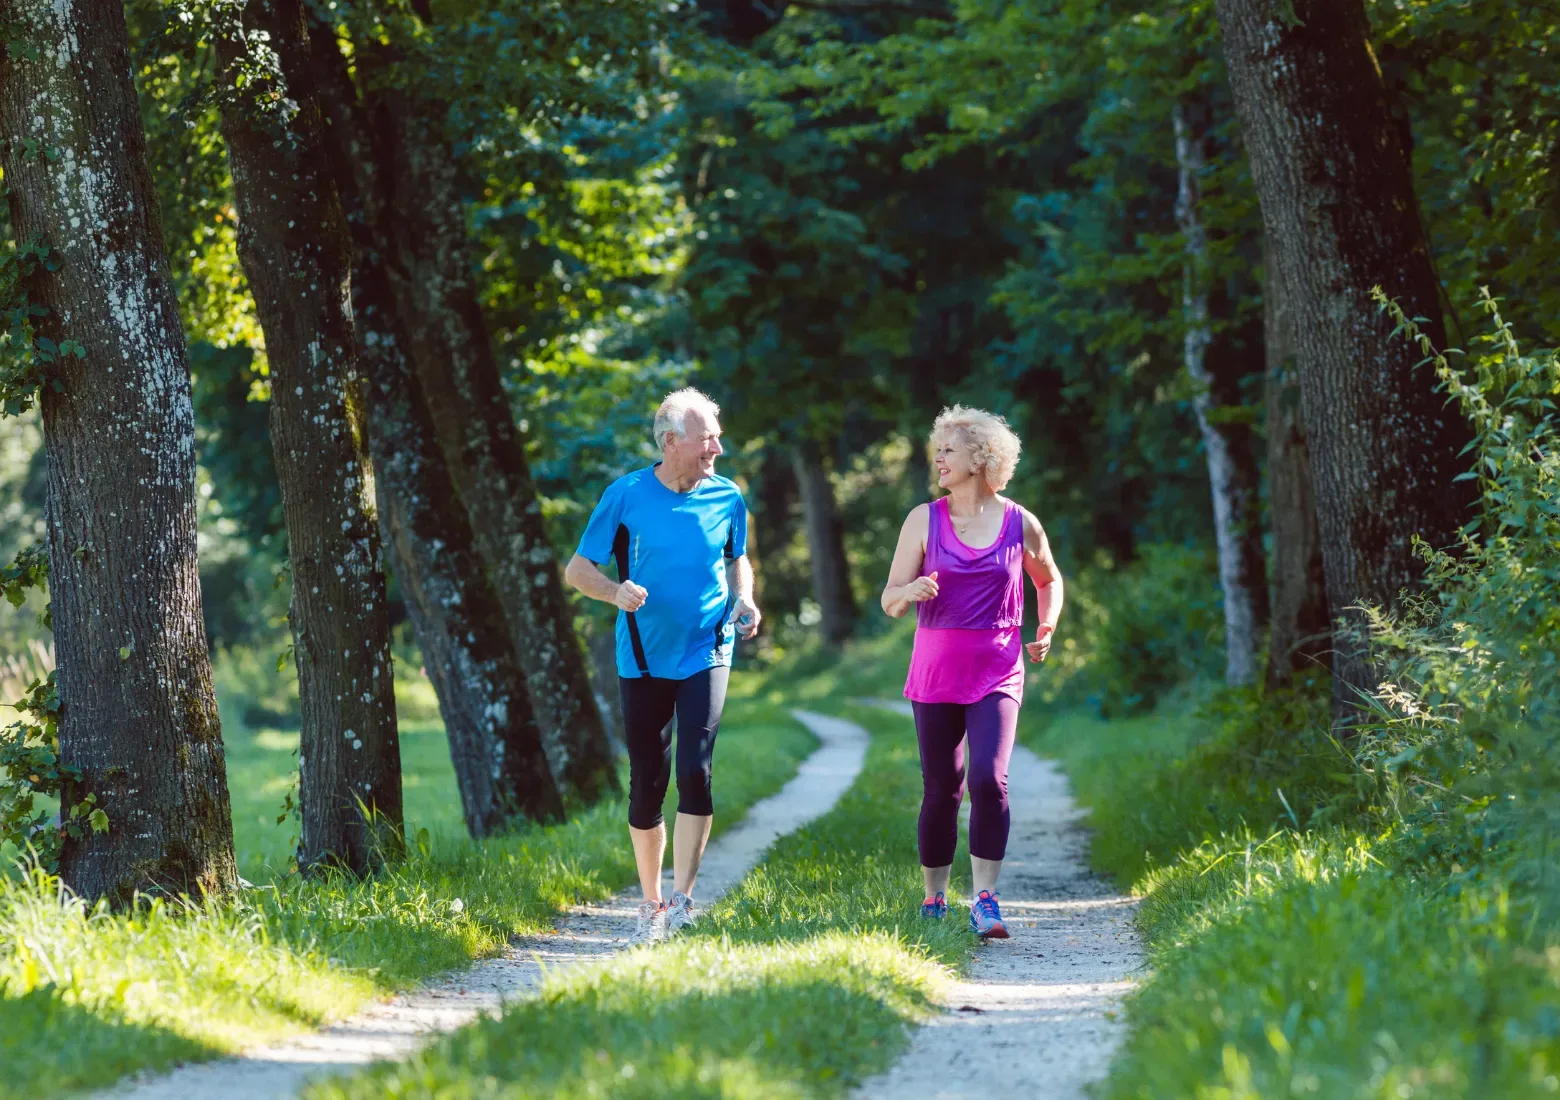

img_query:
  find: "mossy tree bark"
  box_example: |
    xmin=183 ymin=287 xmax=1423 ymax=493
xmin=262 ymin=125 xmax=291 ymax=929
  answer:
xmin=305 ymin=19 xmax=564 ymax=832
xmin=214 ymin=0 xmax=402 ymax=873
xmin=1262 ymin=242 xmax=1331 ymax=686
xmin=361 ymin=68 xmax=618 ymax=804
xmin=0 ymin=0 xmax=237 ymax=902
xmin=1215 ymin=0 xmax=1475 ymax=722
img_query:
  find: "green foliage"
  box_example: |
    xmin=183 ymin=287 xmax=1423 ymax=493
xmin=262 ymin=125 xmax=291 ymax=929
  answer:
xmin=1029 ymin=291 xmax=1560 ymax=1097
xmin=0 ymin=544 xmax=107 ymax=870
xmin=1375 ymin=0 xmax=1560 ymax=350
xmin=1349 ymin=289 xmax=1560 ymax=862
xmin=1043 ymin=543 xmax=1222 ymax=716
xmin=0 ymin=540 xmax=45 ymax=612
xmin=0 ymin=236 xmax=82 ymax=418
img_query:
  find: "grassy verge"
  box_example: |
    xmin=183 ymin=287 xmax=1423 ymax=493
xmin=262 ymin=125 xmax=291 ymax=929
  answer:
xmin=308 ymin=702 xmax=975 ymax=1099
xmin=1022 ymin=695 xmax=1560 ymax=1098
xmin=225 ymin=718 xmax=464 ymax=879
xmin=0 ymin=690 xmax=814 ymax=1096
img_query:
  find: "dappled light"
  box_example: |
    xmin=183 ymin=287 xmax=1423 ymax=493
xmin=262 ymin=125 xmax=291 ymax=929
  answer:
xmin=1 ymin=0 xmax=1557 ymax=1095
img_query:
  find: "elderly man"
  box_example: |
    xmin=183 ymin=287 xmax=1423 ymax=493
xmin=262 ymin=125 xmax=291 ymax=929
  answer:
xmin=564 ymin=387 xmax=762 ymax=944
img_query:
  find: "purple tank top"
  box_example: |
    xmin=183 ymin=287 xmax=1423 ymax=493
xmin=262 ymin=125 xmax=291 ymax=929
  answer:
xmin=917 ymin=498 xmax=1024 ymax=629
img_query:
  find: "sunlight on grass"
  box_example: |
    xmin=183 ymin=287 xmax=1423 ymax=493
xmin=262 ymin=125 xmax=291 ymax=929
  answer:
xmin=0 ymin=694 xmax=814 ymax=1095
xmin=311 ymin=701 xmax=973 ymax=1098
xmin=313 ymin=933 xmax=943 ymax=1100
xmin=1021 ymin=694 xmax=1560 ymax=1098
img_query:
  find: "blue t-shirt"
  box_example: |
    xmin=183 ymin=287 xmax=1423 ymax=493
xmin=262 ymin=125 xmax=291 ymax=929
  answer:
xmin=576 ymin=466 xmax=749 ymax=680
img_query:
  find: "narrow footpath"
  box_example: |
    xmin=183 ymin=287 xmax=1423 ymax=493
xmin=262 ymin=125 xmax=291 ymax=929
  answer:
xmin=855 ymin=700 xmax=1141 ymax=1100
xmin=102 ymin=710 xmax=868 ymax=1100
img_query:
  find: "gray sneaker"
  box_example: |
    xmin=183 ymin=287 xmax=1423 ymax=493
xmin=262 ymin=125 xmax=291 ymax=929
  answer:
xmin=666 ymin=891 xmax=697 ymax=936
xmin=633 ymin=900 xmax=667 ymax=945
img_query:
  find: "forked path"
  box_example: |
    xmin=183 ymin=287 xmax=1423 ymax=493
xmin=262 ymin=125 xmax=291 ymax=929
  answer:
xmin=102 ymin=710 xmax=868 ymax=1100
xmin=855 ymin=700 xmax=1140 ymax=1100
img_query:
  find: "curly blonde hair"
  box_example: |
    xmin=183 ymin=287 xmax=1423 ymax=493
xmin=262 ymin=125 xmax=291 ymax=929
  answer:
xmin=930 ymin=405 xmax=1022 ymax=491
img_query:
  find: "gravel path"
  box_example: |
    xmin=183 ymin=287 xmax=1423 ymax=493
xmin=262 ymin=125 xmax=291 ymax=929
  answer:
xmin=100 ymin=709 xmax=868 ymax=1100
xmin=855 ymin=700 xmax=1141 ymax=1100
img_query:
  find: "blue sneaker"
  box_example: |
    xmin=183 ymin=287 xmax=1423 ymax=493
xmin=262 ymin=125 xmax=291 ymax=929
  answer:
xmin=920 ymin=891 xmax=948 ymax=919
xmin=969 ymin=890 xmax=1009 ymax=939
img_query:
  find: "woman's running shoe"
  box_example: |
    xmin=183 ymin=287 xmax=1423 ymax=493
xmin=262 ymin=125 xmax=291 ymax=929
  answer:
xmin=632 ymin=900 xmax=668 ymax=945
xmin=920 ymin=891 xmax=949 ymax=919
xmin=666 ymin=891 xmax=697 ymax=935
xmin=969 ymin=890 xmax=1009 ymax=939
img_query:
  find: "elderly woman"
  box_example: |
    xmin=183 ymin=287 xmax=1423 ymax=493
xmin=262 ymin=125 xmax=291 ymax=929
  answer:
xmin=880 ymin=405 xmax=1064 ymax=938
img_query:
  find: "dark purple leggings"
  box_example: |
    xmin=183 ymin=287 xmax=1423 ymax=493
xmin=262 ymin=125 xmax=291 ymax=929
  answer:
xmin=912 ymin=693 xmax=1019 ymax=866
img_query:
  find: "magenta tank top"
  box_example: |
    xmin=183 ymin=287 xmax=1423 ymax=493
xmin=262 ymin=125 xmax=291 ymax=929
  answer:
xmin=918 ymin=498 xmax=1025 ymax=629
xmin=904 ymin=498 xmax=1026 ymax=705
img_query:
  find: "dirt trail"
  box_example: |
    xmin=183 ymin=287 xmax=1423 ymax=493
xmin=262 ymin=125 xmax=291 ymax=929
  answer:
xmin=854 ymin=700 xmax=1140 ymax=1100
xmin=101 ymin=710 xmax=868 ymax=1100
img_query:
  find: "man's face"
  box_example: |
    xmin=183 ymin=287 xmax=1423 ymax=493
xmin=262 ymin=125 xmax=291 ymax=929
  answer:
xmin=667 ymin=407 xmax=724 ymax=479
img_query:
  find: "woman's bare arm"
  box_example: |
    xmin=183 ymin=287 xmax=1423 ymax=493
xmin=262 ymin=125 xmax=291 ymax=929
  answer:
xmin=1019 ymin=507 xmax=1064 ymax=661
xmin=881 ymin=505 xmax=936 ymax=618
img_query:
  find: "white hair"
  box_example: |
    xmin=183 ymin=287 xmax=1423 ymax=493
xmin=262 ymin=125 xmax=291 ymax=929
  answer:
xmin=930 ymin=404 xmax=1022 ymax=491
xmin=653 ymin=387 xmax=721 ymax=448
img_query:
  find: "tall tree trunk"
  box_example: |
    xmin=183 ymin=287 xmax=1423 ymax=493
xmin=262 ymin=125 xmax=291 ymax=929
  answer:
xmin=366 ymin=328 xmax=565 ymax=834
xmin=214 ymin=0 xmax=401 ymax=874
xmin=1173 ymin=98 xmax=1269 ymax=687
xmin=0 ymin=0 xmax=237 ymax=902
xmin=753 ymin=448 xmax=803 ymax=624
xmin=364 ymin=70 xmax=616 ymax=804
xmin=793 ymin=449 xmax=856 ymax=645
xmin=1262 ymin=241 xmax=1331 ymax=686
xmin=585 ymin=623 xmax=625 ymax=753
xmin=1214 ymin=0 xmax=1475 ymax=722
xmin=304 ymin=19 xmax=564 ymax=833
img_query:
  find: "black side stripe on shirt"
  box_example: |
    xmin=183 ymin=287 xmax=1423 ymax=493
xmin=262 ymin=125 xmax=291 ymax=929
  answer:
xmin=612 ymin=523 xmax=651 ymax=677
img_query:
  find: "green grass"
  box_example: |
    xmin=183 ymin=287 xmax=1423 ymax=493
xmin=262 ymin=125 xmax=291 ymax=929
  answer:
xmin=225 ymin=720 xmax=465 ymax=879
xmin=1020 ymin=700 xmax=1207 ymax=886
xmin=1095 ymin=825 xmax=1560 ymax=1098
xmin=1021 ymin=694 xmax=1560 ymax=1099
xmin=0 ymin=680 xmax=814 ymax=1097
xmin=307 ymin=702 xmax=976 ymax=1099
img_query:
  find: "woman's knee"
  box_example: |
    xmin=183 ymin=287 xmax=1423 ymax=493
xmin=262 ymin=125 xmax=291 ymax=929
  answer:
xmin=922 ymin=772 xmax=965 ymax=808
xmin=966 ymin=765 xmax=1007 ymax=809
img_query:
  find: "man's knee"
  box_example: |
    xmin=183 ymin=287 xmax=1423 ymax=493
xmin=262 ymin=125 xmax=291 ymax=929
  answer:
xmin=627 ymin=765 xmax=671 ymax=830
xmin=627 ymin=794 xmax=666 ymax=831
xmin=674 ymin=768 xmax=714 ymax=817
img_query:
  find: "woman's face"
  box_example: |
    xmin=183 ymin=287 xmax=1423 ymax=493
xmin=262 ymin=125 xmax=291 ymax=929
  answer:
xmin=932 ymin=436 xmax=979 ymax=490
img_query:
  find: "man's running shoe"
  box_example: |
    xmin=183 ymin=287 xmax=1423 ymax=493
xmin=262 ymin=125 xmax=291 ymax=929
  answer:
xmin=920 ymin=891 xmax=949 ymax=919
xmin=969 ymin=890 xmax=1009 ymax=939
xmin=666 ymin=891 xmax=697 ymax=935
xmin=632 ymin=900 xmax=667 ymax=945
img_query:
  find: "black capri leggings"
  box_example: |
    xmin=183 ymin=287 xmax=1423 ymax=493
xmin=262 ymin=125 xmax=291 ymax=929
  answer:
xmin=622 ymin=666 xmax=730 ymax=830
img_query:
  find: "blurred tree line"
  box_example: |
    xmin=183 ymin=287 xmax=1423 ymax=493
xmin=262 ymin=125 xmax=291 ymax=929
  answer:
xmin=0 ymin=0 xmax=1553 ymax=901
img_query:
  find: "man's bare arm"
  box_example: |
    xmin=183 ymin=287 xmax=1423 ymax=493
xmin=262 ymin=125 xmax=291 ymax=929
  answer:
xmin=564 ymin=553 xmax=647 ymax=612
xmin=727 ymin=554 xmax=761 ymax=638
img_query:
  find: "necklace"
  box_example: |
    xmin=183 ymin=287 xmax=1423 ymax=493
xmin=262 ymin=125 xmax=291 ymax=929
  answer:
xmin=951 ymin=500 xmax=987 ymax=534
